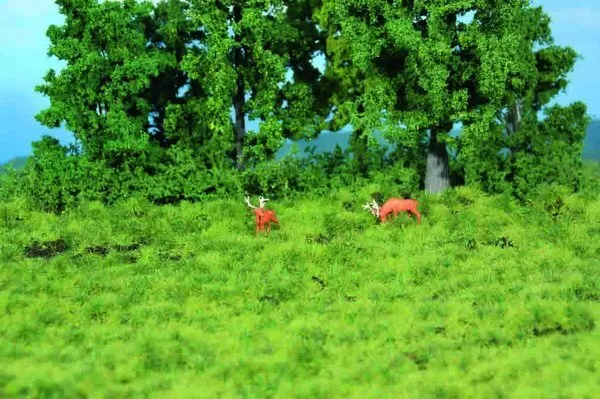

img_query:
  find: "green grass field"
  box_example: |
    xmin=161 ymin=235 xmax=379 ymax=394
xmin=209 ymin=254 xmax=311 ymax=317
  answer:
xmin=1 ymin=185 xmax=600 ymax=398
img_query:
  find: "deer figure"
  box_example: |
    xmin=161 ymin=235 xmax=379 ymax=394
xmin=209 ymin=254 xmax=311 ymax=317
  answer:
xmin=363 ymin=197 xmax=421 ymax=224
xmin=244 ymin=195 xmax=280 ymax=235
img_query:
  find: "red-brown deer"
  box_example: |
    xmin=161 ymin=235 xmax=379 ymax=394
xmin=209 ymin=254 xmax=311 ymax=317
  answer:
xmin=244 ymin=195 xmax=280 ymax=235
xmin=363 ymin=198 xmax=421 ymax=224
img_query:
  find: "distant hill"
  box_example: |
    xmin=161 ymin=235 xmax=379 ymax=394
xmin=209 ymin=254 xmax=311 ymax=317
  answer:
xmin=278 ymin=120 xmax=600 ymax=161
xmin=0 ymin=156 xmax=28 ymax=174
xmin=2 ymin=120 xmax=599 ymax=173
xmin=583 ymin=120 xmax=600 ymax=161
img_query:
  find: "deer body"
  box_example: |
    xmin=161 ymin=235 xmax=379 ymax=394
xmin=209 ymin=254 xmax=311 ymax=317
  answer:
xmin=364 ymin=198 xmax=421 ymax=224
xmin=252 ymin=208 xmax=279 ymax=234
xmin=245 ymin=196 xmax=279 ymax=235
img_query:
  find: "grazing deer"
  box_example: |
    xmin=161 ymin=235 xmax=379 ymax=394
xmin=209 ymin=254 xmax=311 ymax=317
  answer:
xmin=244 ymin=195 xmax=280 ymax=235
xmin=363 ymin=197 xmax=421 ymax=224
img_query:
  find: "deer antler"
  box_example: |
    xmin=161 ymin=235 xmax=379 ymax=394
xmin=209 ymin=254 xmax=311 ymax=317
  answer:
xmin=363 ymin=200 xmax=380 ymax=217
xmin=244 ymin=196 xmax=257 ymax=209
xmin=258 ymin=196 xmax=269 ymax=208
xmin=370 ymin=200 xmax=380 ymax=217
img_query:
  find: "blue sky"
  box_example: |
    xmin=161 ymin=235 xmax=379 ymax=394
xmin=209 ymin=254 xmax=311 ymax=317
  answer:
xmin=0 ymin=0 xmax=598 ymax=163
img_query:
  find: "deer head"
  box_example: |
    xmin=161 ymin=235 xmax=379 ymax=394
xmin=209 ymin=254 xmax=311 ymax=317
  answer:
xmin=363 ymin=200 xmax=380 ymax=217
xmin=258 ymin=196 xmax=269 ymax=208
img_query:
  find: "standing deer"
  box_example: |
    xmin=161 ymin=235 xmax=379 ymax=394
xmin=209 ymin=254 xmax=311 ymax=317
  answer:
xmin=244 ymin=195 xmax=280 ymax=235
xmin=363 ymin=197 xmax=421 ymax=224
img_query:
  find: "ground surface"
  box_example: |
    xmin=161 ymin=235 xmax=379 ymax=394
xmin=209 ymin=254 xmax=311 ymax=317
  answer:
xmin=1 ymin=187 xmax=599 ymax=398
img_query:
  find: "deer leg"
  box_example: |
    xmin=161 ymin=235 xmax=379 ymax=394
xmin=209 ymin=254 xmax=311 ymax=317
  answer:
xmin=409 ymin=210 xmax=422 ymax=224
xmin=258 ymin=218 xmax=266 ymax=235
xmin=254 ymin=214 xmax=260 ymax=236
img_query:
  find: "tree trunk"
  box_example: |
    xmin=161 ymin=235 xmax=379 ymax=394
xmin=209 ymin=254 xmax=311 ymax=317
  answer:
xmin=232 ymin=4 xmax=245 ymax=170
xmin=350 ymin=128 xmax=368 ymax=177
xmin=506 ymin=99 xmax=522 ymax=155
xmin=510 ymin=100 xmax=522 ymax=134
xmin=233 ymin=76 xmax=245 ymax=170
xmin=425 ymin=128 xmax=450 ymax=193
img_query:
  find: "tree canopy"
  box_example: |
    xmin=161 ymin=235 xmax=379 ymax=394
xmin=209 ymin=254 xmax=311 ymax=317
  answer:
xmin=16 ymin=0 xmax=591 ymax=210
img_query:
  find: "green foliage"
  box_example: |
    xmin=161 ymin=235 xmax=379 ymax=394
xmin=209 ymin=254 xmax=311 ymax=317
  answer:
xmin=368 ymin=165 xmax=421 ymax=199
xmin=1 ymin=190 xmax=599 ymax=397
xmin=5 ymin=0 xmax=589 ymax=210
xmin=1 ymin=135 xmax=399 ymax=208
xmin=0 ymin=157 xmax=28 ymax=174
xmin=36 ymin=0 xmax=163 ymax=164
xmin=508 ymin=102 xmax=591 ymax=200
xmin=0 ymin=167 xmax=26 ymax=202
xmin=19 ymin=136 xmax=80 ymax=213
xmin=317 ymin=0 xmax=579 ymax=192
xmin=240 ymin=151 xmax=370 ymax=199
xmin=34 ymin=0 xmax=237 ymax=193
xmin=456 ymin=4 xmax=585 ymax=196
xmin=580 ymin=161 xmax=600 ymax=200
xmin=181 ymin=0 xmax=328 ymax=168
